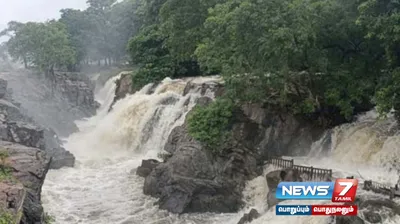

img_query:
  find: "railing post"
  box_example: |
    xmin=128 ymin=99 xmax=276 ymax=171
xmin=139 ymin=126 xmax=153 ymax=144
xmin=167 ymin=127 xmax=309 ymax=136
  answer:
xmin=310 ymin=166 xmax=314 ymax=180
xmin=390 ymin=188 xmax=395 ymax=200
xmin=290 ymin=159 xmax=294 ymax=168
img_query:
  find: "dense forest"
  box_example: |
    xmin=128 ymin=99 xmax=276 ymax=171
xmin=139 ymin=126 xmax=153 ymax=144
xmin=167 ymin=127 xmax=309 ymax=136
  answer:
xmin=1 ymin=0 xmax=400 ymax=145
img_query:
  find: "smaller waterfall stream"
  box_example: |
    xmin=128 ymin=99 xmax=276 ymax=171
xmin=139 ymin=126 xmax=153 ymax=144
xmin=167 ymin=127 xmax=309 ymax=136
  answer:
xmin=42 ymin=75 xmax=400 ymax=224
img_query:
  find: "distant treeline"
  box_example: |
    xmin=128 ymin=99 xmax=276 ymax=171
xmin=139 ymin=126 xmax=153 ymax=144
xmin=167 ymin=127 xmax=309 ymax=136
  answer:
xmin=0 ymin=0 xmax=140 ymax=72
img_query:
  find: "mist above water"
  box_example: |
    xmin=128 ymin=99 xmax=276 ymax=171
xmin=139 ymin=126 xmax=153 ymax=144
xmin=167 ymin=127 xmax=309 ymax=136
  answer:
xmin=0 ymin=68 xmax=95 ymax=137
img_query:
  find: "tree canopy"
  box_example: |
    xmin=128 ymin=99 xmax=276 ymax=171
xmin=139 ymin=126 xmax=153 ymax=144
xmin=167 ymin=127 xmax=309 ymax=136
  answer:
xmin=6 ymin=21 xmax=76 ymax=73
xmin=2 ymin=0 xmax=400 ymax=125
xmin=128 ymin=0 xmax=400 ymax=126
xmin=0 ymin=0 xmax=142 ymax=71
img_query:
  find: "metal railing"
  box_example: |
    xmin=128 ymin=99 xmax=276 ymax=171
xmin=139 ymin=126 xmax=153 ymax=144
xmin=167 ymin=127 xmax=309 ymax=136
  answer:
xmin=265 ymin=157 xmax=398 ymax=199
xmin=265 ymin=157 xmax=332 ymax=181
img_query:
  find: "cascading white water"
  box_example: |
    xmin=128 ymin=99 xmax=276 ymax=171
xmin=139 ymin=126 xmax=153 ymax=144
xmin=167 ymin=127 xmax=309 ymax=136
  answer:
xmin=42 ymin=75 xmax=400 ymax=224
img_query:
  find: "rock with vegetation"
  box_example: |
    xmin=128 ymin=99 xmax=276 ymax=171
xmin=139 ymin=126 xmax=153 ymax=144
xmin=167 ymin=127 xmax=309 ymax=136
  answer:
xmin=0 ymin=182 xmax=25 ymax=223
xmin=0 ymin=141 xmax=51 ymax=224
xmin=143 ymin=96 xmax=264 ymax=214
xmin=142 ymin=81 xmax=330 ymax=214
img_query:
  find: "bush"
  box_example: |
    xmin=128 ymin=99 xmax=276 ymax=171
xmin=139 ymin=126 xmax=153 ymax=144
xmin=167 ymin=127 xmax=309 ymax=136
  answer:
xmin=157 ymin=152 xmax=172 ymax=162
xmin=0 ymin=166 xmax=12 ymax=182
xmin=187 ymin=98 xmax=235 ymax=154
xmin=0 ymin=150 xmax=12 ymax=182
xmin=131 ymin=59 xmax=175 ymax=91
xmin=44 ymin=213 xmax=55 ymax=224
xmin=0 ymin=211 xmax=14 ymax=224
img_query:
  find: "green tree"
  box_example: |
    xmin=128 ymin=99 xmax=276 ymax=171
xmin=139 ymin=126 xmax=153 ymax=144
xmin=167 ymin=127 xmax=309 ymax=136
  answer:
xmin=59 ymin=9 xmax=90 ymax=67
xmin=194 ymin=0 xmax=379 ymax=125
xmin=6 ymin=21 xmax=76 ymax=74
xmin=127 ymin=24 xmax=175 ymax=90
xmin=159 ymin=0 xmax=220 ymax=63
xmin=357 ymin=0 xmax=400 ymax=120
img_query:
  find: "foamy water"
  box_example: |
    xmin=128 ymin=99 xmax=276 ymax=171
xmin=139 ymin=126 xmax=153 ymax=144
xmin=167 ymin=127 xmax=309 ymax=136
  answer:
xmin=42 ymin=75 xmax=400 ymax=224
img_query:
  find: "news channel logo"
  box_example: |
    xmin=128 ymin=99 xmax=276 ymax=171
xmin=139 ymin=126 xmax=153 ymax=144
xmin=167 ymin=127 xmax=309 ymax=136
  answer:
xmin=275 ymin=179 xmax=358 ymax=202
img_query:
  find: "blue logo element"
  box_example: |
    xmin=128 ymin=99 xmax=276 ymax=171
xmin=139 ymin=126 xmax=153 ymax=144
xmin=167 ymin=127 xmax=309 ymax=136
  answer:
xmin=276 ymin=205 xmax=312 ymax=216
xmin=276 ymin=182 xmax=334 ymax=200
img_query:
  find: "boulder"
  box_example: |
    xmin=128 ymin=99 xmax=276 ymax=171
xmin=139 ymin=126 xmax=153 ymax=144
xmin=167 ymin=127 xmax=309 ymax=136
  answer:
xmin=265 ymin=169 xmax=303 ymax=190
xmin=265 ymin=170 xmax=282 ymax=190
xmin=267 ymin=189 xmax=283 ymax=208
xmin=0 ymin=99 xmax=29 ymax=123
xmin=144 ymin=141 xmax=250 ymax=214
xmin=0 ymin=141 xmax=51 ymax=224
xmin=7 ymin=121 xmax=45 ymax=150
xmin=265 ymin=169 xmax=303 ymax=208
xmin=136 ymin=159 xmax=160 ymax=178
xmin=363 ymin=211 xmax=382 ymax=223
xmin=42 ymin=129 xmax=75 ymax=169
xmin=0 ymin=79 xmax=7 ymax=99
xmin=237 ymin=209 xmax=260 ymax=224
xmin=358 ymin=198 xmax=400 ymax=215
xmin=336 ymin=216 xmax=365 ymax=224
xmin=114 ymin=72 xmax=133 ymax=101
xmin=164 ymin=126 xmax=196 ymax=154
xmin=0 ymin=115 xmax=75 ymax=169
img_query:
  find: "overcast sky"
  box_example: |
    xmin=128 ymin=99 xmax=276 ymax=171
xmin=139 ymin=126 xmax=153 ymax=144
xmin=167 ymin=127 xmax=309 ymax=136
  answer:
xmin=0 ymin=0 xmax=88 ymax=28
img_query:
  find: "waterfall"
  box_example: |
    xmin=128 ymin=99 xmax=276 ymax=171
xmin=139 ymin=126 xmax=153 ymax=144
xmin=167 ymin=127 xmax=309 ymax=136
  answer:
xmin=41 ymin=75 xmax=400 ymax=224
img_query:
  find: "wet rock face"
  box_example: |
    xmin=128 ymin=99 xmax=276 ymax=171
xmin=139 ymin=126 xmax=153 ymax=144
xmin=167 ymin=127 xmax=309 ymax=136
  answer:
xmin=114 ymin=72 xmax=133 ymax=102
xmin=51 ymin=72 xmax=98 ymax=117
xmin=136 ymin=159 xmax=160 ymax=178
xmin=42 ymin=129 xmax=75 ymax=169
xmin=182 ymin=81 xmax=224 ymax=97
xmin=241 ymin=103 xmax=324 ymax=158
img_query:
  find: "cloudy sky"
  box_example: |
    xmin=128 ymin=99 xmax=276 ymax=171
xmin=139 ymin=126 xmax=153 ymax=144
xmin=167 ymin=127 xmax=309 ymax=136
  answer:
xmin=0 ymin=0 xmax=88 ymax=28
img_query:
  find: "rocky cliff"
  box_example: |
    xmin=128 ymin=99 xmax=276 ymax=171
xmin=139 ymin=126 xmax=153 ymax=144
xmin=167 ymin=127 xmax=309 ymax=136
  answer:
xmin=0 ymin=70 xmax=99 ymax=137
xmin=138 ymin=81 xmax=324 ymax=214
xmin=0 ymin=79 xmax=74 ymax=169
xmin=48 ymin=72 xmax=98 ymax=117
xmin=109 ymin=71 xmax=135 ymax=111
xmin=0 ymin=78 xmax=74 ymax=223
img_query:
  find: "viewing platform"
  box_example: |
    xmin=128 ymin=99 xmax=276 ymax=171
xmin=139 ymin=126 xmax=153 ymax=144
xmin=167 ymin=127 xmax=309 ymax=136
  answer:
xmin=264 ymin=157 xmax=400 ymax=199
